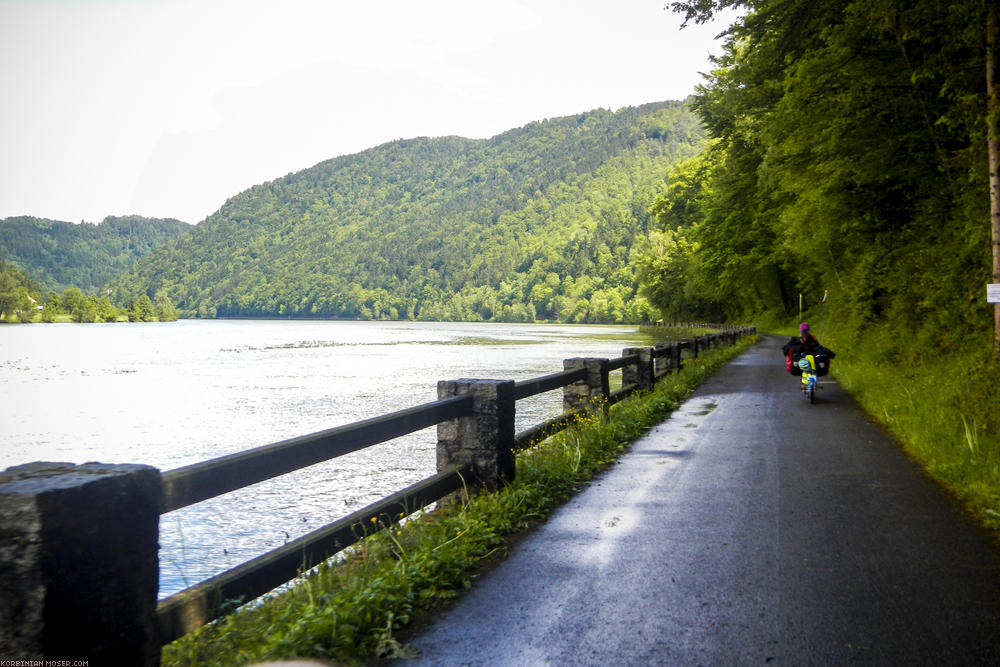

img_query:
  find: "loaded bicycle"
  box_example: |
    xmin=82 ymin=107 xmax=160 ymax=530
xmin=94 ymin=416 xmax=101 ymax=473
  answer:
xmin=782 ymin=322 xmax=835 ymax=404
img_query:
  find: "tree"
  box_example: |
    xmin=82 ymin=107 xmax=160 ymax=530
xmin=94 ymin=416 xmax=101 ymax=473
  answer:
xmin=0 ymin=270 xmax=19 ymax=320
xmin=13 ymin=288 xmax=35 ymax=322
xmin=635 ymin=228 xmax=708 ymax=321
xmin=0 ymin=259 xmax=42 ymax=321
xmin=128 ymin=295 xmax=156 ymax=322
xmin=41 ymin=292 xmax=60 ymax=322
xmin=60 ymin=287 xmax=88 ymax=322
xmin=75 ymin=298 xmax=98 ymax=323
xmin=93 ymin=296 xmax=118 ymax=322
xmin=154 ymin=289 xmax=179 ymax=321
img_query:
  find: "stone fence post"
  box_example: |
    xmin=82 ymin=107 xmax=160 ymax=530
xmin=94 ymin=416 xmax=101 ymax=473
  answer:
xmin=621 ymin=347 xmax=653 ymax=391
xmin=678 ymin=338 xmax=692 ymax=366
xmin=0 ymin=462 xmax=163 ymax=665
xmin=437 ymin=379 xmax=516 ymax=491
xmin=562 ymin=358 xmax=610 ymax=412
xmin=653 ymin=342 xmax=671 ymax=376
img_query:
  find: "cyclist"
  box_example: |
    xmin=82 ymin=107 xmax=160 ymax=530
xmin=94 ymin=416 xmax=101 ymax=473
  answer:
xmin=782 ymin=323 xmax=823 ymax=375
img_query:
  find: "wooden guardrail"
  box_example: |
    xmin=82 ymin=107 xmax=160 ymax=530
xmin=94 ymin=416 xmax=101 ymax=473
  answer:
xmin=0 ymin=327 xmax=754 ymax=664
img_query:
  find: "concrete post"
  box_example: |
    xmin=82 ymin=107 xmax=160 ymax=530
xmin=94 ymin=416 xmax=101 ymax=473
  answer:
xmin=676 ymin=340 xmax=688 ymax=370
xmin=653 ymin=342 xmax=671 ymax=377
xmin=622 ymin=347 xmax=653 ymax=391
xmin=436 ymin=379 xmax=516 ymax=490
xmin=563 ymin=358 xmax=610 ymax=412
xmin=0 ymin=462 xmax=163 ymax=665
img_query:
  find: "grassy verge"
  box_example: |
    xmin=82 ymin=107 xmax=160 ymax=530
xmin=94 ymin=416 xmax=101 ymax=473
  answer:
xmin=815 ymin=324 xmax=1000 ymax=534
xmin=161 ymin=335 xmax=757 ymax=666
xmin=765 ymin=300 xmax=1000 ymax=536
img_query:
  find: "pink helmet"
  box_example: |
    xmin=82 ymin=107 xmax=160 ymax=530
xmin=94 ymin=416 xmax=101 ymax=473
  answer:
xmin=799 ymin=322 xmax=810 ymax=332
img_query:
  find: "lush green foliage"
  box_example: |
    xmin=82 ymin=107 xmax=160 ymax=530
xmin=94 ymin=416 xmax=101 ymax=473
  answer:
xmin=639 ymin=0 xmax=1000 ymax=529
xmin=109 ymin=103 xmax=705 ymax=322
xmin=781 ymin=309 xmax=1000 ymax=533
xmin=160 ymin=334 xmax=755 ymax=666
xmin=0 ymin=277 xmax=179 ymax=324
xmin=0 ymin=215 xmax=190 ymax=294
xmin=0 ymin=258 xmax=44 ymax=322
xmin=643 ymin=0 xmax=991 ymax=339
xmin=57 ymin=286 xmax=119 ymax=323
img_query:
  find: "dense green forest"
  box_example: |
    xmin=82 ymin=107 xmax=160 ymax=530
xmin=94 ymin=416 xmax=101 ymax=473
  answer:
xmin=640 ymin=0 xmax=994 ymax=347
xmin=638 ymin=0 xmax=1000 ymax=529
xmin=108 ymin=102 xmax=704 ymax=322
xmin=0 ymin=215 xmax=190 ymax=294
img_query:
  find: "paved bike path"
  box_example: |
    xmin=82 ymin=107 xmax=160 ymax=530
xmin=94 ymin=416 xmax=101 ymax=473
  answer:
xmin=398 ymin=335 xmax=1000 ymax=665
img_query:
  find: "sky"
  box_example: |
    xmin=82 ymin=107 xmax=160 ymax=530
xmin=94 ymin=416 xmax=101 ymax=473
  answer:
xmin=0 ymin=0 xmax=734 ymax=225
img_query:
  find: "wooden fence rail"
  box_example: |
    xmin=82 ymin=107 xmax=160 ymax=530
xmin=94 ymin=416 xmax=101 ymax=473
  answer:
xmin=161 ymin=394 xmax=475 ymax=513
xmin=0 ymin=327 xmax=754 ymax=664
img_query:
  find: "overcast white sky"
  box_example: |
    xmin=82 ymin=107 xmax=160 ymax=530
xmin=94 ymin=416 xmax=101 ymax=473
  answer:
xmin=0 ymin=0 xmax=733 ymax=225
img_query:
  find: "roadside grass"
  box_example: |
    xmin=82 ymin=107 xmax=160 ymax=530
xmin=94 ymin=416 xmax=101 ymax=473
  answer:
xmin=828 ymin=331 xmax=1000 ymax=533
xmin=771 ymin=307 xmax=1000 ymax=535
xmin=161 ymin=334 xmax=757 ymax=666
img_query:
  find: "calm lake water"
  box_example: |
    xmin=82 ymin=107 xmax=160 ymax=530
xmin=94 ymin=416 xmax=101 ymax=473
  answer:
xmin=0 ymin=319 xmax=657 ymax=598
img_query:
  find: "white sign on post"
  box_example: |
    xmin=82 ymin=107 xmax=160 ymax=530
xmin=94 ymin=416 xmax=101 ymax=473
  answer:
xmin=988 ymin=284 xmax=1000 ymax=304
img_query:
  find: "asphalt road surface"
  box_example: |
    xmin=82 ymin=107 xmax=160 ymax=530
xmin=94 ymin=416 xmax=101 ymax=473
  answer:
xmin=397 ymin=335 xmax=1000 ymax=666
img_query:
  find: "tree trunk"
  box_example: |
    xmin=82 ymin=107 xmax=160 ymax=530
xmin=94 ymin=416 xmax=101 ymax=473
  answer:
xmin=989 ymin=3 xmax=1000 ymax=355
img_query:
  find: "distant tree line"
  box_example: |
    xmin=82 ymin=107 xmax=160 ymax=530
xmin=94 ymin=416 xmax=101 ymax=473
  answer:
xmin=1 ymin=258 xmax=177 ymax=323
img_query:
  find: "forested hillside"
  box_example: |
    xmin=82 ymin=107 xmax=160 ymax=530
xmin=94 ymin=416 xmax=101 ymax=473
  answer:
xmin=640 ymin=0 xmax=994 ymax=347
xmin=108 ymin=102 xmax=704 ymax=322
xmin=0 ymin=215 xmax=191 ymax=294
